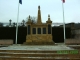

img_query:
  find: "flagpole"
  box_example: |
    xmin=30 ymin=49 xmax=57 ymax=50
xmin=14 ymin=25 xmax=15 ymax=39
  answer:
xmin=15 ymin=2 xmax=20 ymax=44
xmin=62 ymin=1 xmax=66 ymax=43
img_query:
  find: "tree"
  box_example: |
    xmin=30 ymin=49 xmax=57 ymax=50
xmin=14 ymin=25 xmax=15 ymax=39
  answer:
xmin=19 ymin=19 xmax=26 ymax=27
xmin=0 ymin=22 xmax=3 ymax=27
xmin=22 ymin=19 xmax=25 ymax=26
xmin=13 ymin=22 xmax=16 ymax=27
xmin=9 ymin=19 xmax=12 ymax=27
xmin=26 ymin=16 xmax=37 ymax=23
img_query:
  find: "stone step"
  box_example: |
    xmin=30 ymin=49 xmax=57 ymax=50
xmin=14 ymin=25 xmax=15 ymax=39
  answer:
xmin=0 ymin=50 xmax=80 ymax=59
xmin=0 ymin=53 xmax=80 ymax=58
xmin=0 ymin=56 xmax=79 ymax=60
xmin=0 ymin=50 xmax=57 ymax=53
xmin=0 ymin=50 xmax=78 ymax=53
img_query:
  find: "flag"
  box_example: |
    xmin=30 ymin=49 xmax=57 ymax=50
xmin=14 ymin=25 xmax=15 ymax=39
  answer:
xmin=19 ymin=0 xmax=22 ymax=4
xmin=62 ymin=0 xmax=65 ymax=3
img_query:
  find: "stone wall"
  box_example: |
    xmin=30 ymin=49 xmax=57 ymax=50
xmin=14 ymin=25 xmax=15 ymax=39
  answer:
xmin=0 ymin=40 xmax=13 ymax=45
xmin=65 ymin=39 xmax=80 ymax=45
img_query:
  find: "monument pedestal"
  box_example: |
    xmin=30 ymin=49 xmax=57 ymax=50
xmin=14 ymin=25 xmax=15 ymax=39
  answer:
xmin=24 ymin=42 xmax=54 ymax=45
xmin=24 ymin=34 xmax=54 ymax=45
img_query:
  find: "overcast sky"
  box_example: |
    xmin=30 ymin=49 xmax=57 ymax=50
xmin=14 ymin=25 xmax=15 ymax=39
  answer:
xmin=0 ymin=0 xmax=80 ymax=23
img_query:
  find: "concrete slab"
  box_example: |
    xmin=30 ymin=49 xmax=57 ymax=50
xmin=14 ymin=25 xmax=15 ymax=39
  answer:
xmin=0 ymin=44 xmax=74 ymax=50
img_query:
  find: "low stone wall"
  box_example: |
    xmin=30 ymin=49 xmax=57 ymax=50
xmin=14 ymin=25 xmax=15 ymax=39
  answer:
xmin=0 ymin=39 xmax=13 ymax=45
xmin=65 ymin=39 xmax=80 ymax=45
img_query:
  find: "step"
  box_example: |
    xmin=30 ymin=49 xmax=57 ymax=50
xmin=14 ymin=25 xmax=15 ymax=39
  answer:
xmin=0 ymin=50 xmax=57 ymax=53
xmin=0 ymin=53 xmax=80 ymax=58
xmin=0 ymin=50 xmax=78 ymax=53
xmin=0 ymin=56 xmax=79 ymax=60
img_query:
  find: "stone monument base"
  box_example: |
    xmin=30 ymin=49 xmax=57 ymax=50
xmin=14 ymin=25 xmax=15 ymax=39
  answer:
xmin=23 ymin=42 xmax=54 ymax=45
xmin=24 ymin=34 xmax=55 ymax=45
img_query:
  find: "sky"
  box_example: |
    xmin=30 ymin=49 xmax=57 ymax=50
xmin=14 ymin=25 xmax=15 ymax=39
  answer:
xmin=0 ymin=0 xmax=80 ymax=23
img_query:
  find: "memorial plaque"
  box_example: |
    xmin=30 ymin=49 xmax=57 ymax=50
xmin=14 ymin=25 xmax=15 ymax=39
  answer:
xmin=33 ymin=28 xmax=36 ymax=34
xmin=38 ymin=28 xmax=41 ymax=34
xmin=43 ymin=28 xmax=46 ymax=34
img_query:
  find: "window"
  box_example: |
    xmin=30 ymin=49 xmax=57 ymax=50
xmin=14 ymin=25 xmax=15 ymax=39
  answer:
xmin=33 ymin=28 xmax=36 ymax=34
xmin=38 ymin=28 xmax=41 ymax=34
xmin=43 ymin=28 xmax=46 ymax=34
xmin=48 ymin=24 xmax=51 ymax=34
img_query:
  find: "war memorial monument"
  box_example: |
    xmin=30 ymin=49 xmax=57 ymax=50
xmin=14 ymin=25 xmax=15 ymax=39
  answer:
xmin=0 ymin=6 xmax=80 ymax=60
xmin=24 ymin=6 xmax=54 ymax=45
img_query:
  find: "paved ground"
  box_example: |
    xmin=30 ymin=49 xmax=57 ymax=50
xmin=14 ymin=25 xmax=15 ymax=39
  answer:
xmin=0 ymin=43 xmax=74 ymax=50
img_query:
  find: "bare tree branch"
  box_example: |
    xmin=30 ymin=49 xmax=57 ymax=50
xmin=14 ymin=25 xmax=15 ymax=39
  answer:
xmin=26 ymin=16 xmax=37 ymax=23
